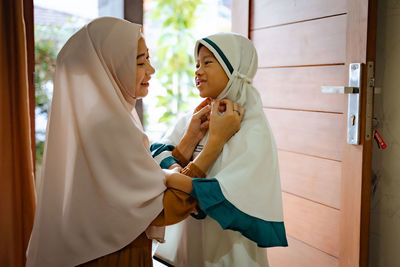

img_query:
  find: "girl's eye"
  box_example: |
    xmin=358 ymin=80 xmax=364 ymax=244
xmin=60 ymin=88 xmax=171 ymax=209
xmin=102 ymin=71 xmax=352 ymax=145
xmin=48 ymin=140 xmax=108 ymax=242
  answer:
xmin=195 ymin=64 xmax=200 ymax=69
xmin=137 ymin=62 xmax=145 ymax=66
xmin=205 ymin=61 xmax=212 ymax=65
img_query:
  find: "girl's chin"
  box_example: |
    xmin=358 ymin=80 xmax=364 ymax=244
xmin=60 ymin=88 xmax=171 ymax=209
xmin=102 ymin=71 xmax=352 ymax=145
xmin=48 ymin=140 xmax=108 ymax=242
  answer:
xmin=198 ymin=90 xmax=210 ymax=98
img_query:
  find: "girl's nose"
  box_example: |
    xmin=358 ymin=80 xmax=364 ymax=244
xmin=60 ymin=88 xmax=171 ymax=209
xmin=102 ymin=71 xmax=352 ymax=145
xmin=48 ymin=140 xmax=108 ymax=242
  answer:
xmin=195 ymin=67 xmax=204 ymax=76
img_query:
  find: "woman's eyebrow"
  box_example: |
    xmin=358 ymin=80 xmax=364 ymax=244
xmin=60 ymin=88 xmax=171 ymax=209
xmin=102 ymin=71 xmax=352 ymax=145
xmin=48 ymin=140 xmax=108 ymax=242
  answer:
xmin=136 ymin=49 xmax=149 ymax=59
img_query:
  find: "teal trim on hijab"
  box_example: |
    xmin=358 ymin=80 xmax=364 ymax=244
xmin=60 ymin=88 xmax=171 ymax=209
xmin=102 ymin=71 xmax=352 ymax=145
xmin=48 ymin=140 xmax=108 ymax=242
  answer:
xmin=191 ymin=178 xmax=288 ymax=248
xmin=202 ymin=38 xmax=234 ymax=74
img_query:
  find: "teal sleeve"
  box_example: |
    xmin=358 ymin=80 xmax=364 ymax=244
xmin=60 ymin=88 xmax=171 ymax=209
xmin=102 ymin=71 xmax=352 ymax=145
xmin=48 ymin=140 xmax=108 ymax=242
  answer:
xmin=191 ymin=178 xmax=288 ymax=248
xmin=150 ymin=143 xmax=179 ymax=169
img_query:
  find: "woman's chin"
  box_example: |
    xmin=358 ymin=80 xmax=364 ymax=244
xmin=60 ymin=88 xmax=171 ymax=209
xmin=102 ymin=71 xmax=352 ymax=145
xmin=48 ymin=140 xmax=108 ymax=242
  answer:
xmin=135 ymin=88 xmax=149 ymax=99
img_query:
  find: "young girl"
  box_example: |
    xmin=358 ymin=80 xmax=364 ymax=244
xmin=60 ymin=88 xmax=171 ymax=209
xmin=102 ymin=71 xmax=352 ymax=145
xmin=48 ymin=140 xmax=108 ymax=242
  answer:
xmin=151 ymin=33 xmax=288 ymax=267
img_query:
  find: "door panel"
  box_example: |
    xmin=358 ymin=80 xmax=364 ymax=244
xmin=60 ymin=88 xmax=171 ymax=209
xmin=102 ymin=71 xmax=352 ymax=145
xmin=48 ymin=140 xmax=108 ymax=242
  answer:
xmin=251 ymin=0 xmax=346 ymax=29
xmin=282 ymin=193 xmax=340 ymax=257
xmin=251 ymin=15 xmax=346 ymax=67
xmin=254 ymin=66 xmax=346 ymax=113
xmin=232 ymin=0 xmax=376 ymax=265
xmin=268 ymin=236 xmax=338 ymax=267
xmin=278 ymin=150 xmax=341 ymax=209
xmin=265 ymin=109 xmax=345 ymax=160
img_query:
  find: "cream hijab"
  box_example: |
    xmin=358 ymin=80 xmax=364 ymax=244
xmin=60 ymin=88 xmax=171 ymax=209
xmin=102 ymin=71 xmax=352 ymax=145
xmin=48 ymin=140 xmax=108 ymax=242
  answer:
xmin=26 ymin=17 xmax=166 ymax=267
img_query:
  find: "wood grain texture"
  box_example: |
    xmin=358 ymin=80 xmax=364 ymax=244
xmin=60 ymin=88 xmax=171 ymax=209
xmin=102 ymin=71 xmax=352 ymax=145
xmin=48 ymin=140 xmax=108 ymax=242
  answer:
xmin=265 ymin=108 xmax=345 ymax=161
xmin=254 ymin=65 xmax=346 ymax=113
xmin=251 ymin=0 xmax=347 ymax=29
xmin=282 ymin=192 xmax=340 ymax=257
xmin=251 ymin=15 xmax=347 ymax=68
xmin=278 ymin=150 xmax=342 ymax=209
xmin=268 ymin=236 xmax=338 ymax=267
xmin=339 ymin=0 xmax=375 ymax=266
xmin=231 ymin=0 xmax=249 ymax=37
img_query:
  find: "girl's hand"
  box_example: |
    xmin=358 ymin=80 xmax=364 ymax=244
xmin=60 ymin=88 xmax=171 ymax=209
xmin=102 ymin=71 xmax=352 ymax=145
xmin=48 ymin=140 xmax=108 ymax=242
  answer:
xmin=208 ymin=99 xmax=245 ymax=147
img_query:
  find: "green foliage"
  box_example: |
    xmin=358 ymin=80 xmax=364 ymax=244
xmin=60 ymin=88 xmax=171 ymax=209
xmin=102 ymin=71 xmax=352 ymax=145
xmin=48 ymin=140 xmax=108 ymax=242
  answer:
xmin=34 ymin=24 xmax=77 ymax=168
xmin=34 ymin=25 xmax=58 ymax=116
xmin=150 ymin=0 xmax=203 ymax=125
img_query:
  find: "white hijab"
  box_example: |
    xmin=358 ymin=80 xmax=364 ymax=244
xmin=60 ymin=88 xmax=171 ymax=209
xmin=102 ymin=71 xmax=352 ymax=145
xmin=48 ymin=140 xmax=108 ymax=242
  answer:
xmin=195 ymin=33 xmax=284 ymax=222
xmin=27 ymin=17 xmax=166 ymax=267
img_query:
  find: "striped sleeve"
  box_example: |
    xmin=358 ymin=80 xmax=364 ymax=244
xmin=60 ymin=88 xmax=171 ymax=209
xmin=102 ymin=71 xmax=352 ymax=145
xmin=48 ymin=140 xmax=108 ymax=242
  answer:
xmin=150 ymin=143 xmax=179 ymax=169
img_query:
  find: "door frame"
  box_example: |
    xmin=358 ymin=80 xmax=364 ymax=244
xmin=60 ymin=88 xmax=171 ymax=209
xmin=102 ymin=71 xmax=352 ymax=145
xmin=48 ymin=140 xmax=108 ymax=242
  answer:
xmin=24 ymin=0 xmax=35 ymax=175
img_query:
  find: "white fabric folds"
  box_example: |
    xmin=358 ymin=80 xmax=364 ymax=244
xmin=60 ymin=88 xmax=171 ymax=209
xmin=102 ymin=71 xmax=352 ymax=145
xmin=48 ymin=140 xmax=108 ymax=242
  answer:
xmin=26 ymin=17 xmax=166 ymax=267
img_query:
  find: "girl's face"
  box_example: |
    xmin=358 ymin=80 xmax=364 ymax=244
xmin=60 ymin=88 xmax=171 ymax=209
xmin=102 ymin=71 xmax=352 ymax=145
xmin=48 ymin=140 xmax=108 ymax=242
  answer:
xmin=195 ymin=46 xmax=229 ymax=99
xmin=135 ymin=38 xmax=155 ymax=99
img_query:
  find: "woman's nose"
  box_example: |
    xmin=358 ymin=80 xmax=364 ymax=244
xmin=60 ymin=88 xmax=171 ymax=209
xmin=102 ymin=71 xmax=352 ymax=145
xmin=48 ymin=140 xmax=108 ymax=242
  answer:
xmin=147 ymin=63 xmax=155 ymax=75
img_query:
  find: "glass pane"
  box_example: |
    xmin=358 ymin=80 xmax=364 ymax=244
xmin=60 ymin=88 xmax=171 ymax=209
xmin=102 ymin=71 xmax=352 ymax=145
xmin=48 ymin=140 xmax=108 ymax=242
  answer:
xmin=143 ymin=0 xmax=232 ymax=142
xmin=34 ymin=0 xmax=124 ymax=180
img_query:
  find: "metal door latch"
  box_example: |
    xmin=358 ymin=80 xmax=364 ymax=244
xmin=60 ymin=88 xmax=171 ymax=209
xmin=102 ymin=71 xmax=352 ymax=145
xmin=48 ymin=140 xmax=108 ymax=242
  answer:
xmin=321 ymin=63 xmax=362 ymax=145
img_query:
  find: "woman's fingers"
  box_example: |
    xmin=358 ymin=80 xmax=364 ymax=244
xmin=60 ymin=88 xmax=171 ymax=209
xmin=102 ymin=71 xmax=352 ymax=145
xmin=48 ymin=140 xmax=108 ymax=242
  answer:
xmin=233 ymin=102 xmax=239 ymax=113
xmin=239 ymin=106 xmax=246 ymax=121
xmin=212 ymin=100 xmax=221 ymax=114
xmin=220 ymin=99 xmax=234 ymax=113
xmin=194 ymin=98 xmax=212 ymax=113
xmin=200 ymin=120 xmax=209 ymax=130
xmin=219 ymin=99 xmax=244 ymax=119
xmin=194 ymin=104 xmax=211 ymax=123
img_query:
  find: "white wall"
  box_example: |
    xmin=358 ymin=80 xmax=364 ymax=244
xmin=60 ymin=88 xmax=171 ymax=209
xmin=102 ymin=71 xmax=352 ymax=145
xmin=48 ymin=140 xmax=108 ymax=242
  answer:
xmin=369 ymin=0 xmax=400 ymax=266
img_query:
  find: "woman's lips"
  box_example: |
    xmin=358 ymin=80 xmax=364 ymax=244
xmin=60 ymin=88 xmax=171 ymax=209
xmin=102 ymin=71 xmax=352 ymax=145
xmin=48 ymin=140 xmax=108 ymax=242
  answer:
xmin=141 ymin=82 xmax=150 ymax=87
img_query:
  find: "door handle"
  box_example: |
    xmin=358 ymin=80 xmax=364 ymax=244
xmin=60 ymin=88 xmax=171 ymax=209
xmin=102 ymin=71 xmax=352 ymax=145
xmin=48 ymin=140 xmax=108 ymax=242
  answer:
xmin=321 ymin=86 xmax=359 ymax=94
xmin=321 ymin=63 xmax=362 ymax=145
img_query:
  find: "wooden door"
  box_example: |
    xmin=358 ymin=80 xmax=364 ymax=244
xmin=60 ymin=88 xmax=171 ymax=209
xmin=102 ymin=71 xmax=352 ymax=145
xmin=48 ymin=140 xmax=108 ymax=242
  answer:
xmin=232 ymin=0 xmax=376 ymax=266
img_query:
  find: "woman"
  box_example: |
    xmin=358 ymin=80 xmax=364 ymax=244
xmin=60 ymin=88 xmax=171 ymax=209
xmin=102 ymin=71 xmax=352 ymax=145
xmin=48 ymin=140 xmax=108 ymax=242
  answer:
xmin=26 ymin=17 xmax=243 ymax=267
xmin=153 ymin=33 xmax=288 ymax=267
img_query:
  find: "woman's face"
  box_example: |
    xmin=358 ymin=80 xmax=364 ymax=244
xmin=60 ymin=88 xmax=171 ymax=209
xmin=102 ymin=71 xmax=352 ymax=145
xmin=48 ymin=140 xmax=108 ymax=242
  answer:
xmin=195 ymin=45 xmax=229 ymax=99
xmin=135 ymin=38 xmax=155 ymax=99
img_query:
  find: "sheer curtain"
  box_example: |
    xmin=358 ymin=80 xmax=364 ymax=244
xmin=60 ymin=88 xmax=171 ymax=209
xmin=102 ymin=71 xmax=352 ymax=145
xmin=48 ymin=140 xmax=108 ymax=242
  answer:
xmin=0 ymin=0 xmax=36 ymax=266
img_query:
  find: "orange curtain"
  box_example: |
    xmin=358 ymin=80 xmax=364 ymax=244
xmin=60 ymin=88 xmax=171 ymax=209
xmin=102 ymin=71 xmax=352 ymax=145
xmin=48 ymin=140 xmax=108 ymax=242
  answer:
xmin=0 ymin=0 xmax=36 ymax=266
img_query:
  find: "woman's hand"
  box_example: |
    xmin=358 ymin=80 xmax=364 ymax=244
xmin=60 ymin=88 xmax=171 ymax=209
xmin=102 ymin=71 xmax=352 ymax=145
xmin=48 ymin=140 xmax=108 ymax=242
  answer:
xmin=175 ymin=98 xmax=212 ymax=162
xmin=185 ymin=98 xmax=212 ymax=144
xmin=190 ymin=99 xmax=245 ymax=175
xmin=208 ymin=99 xmax=245 ymax=147
xmin=163 ymin=168 xmax=193 ymax=194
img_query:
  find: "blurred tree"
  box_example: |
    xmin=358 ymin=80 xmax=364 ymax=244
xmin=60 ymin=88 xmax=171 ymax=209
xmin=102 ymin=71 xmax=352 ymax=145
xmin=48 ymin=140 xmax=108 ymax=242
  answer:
xmin=34 ymin=25 xmax=59 ymax=168
xmin=34 ymin=23 xmax=76 ymax=171
xmin=150 ymin=0 xmax=203 ymax=125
